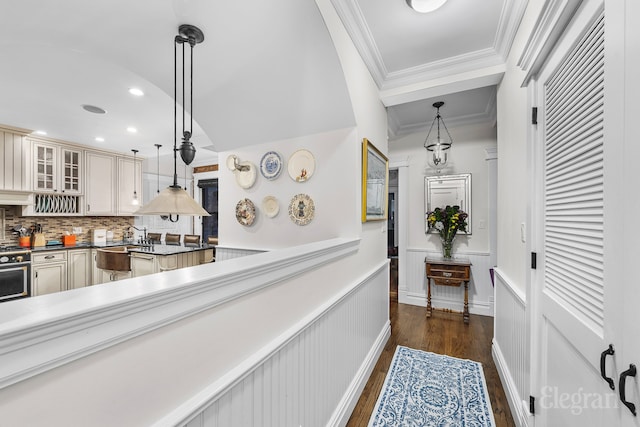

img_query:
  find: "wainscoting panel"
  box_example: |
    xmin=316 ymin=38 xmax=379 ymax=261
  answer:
xmin=492 ymin=268 xmax=530 ymax=427
xmin=175 ymin=263 xmax=390 ymax=427
xmin=215 ymin=246 xmax=266 ymax=261
xmin=401 ymin=248 xmax=495 ymax=316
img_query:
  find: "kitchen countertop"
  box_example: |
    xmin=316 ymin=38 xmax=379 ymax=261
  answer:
xmin=30 ymin=241 xmax=215 ymax=255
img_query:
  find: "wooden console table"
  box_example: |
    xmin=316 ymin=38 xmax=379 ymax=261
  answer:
xmin=425 ymin=256 xmax=472 ymax=323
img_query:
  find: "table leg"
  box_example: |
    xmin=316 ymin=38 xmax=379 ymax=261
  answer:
xmin=426 ymin=279 xmax=432 ymax=318
xmin=463 ymin=281 xmax=469 ymax=324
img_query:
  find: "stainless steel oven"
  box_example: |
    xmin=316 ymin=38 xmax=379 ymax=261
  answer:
xmin=0 ymin=247 xmax=31 ymax=302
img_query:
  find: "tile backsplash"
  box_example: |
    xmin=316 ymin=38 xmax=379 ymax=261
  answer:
xmin=0 ymin=206 xmax=133 ymax=246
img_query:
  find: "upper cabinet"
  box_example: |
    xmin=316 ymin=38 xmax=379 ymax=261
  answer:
xmin=0 ymin=128 xmax=31 ymax=192
xmin=32 ymin=141 xmax=82 ymax=194
xmin=85 ymin=151 xmax=115 ymax=215
xmin=85 ymin=151 xmax=142 ymax=216
xmin=116 ymin=156 xmax=142 ymax=216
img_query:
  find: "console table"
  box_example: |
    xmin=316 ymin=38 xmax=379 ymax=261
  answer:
xmin=425 ymin=256 xmax=472 ymax=323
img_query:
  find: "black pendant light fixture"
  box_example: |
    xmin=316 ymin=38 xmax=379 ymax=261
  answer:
xmin=424 ymin=101 xmax=453 ymax=172
xmin=134 ymin=24 xmax=210 ymax=222
xmin=177 ymin=24 xmax=202 ymax=165
xmin=131 ymin=149 xmax=139 ymax=206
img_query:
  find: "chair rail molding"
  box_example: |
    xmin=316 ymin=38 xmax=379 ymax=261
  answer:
xmin=0 ymin=237 xmax=360 ymax=389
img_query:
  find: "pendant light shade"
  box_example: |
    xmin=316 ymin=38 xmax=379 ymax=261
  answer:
xmin=135 ymin=24 xmax=209 ymax=222
xmin=134 ymin=185 xmax=209 ymax=217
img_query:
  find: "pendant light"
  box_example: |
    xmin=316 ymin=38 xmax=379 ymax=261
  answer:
xmin=135 ymin=24 xmax=210 ymax=222
xmin=424 ymin=101 xmax=452 ymax=173
xmin=154 ymin=144 xmax=162 ymax=194
xmin=131 ymin=149 xmax=139 ymax=206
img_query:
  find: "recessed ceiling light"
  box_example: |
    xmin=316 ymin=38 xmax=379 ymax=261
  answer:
xmin=129 ymin=88 xmax=144 ymax=97
xmin=406 ymin=0 xmax=448 ymax=13
xmin=95 ymin=137 xmax=105 ymax=142
xmin=127 ymin=127 xmax=137 ymax=133
xmin=81 ymin=104 xmax=107 ymax=114
xmin=34 ymin=130 xmax=47 ymax=136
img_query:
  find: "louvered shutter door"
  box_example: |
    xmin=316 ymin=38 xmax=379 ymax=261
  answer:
xmin=544 ymin=13 xmax=604 ymax=333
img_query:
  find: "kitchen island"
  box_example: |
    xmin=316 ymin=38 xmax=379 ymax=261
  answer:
xmin=30 ymin=241 xmax=215 ymax=295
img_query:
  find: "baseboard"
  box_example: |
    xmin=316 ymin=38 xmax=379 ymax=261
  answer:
xmin=492 ymin=339 xmax=532 ymax=427
xmin=401 ymin=291 xmax=494 ymax=317
xmin=329 ymin=320 xmax=391 ymax=427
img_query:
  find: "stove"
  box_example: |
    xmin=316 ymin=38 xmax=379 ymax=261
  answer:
xmin=0 ymin=246 xmax=31 ymax=255
xmin=0 ymin=246 xmax=30 ymax=302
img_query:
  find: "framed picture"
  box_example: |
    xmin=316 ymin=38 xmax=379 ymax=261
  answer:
xmin=362 ymin=138 xmax=389 ymax=222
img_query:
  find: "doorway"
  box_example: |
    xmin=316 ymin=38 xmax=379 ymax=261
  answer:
xmin=388 ymin=169 xmax=398 ymax=300
xmin=198 ymin=178 xmax=218 ymax=242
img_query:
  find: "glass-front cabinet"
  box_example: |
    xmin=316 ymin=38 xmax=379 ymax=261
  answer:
xmin=33 ymin=142 xmax=82 ymax=194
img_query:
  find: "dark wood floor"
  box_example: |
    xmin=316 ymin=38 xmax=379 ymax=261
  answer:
xmin=346 ymin=266 xmax=515 ymax=426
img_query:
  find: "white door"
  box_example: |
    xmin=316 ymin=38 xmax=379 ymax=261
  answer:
xmin=532 ymin=1 xmax=624 ymax=425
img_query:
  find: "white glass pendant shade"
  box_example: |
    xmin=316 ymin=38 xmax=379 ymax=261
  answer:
xmin=135 ymin=186 xmax=210 ymax=216
xmin=406 ymin=0 xmax=448 ymax=13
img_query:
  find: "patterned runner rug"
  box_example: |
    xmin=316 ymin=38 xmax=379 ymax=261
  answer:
xmin=368 ymin=346 xmax=496 ymax=426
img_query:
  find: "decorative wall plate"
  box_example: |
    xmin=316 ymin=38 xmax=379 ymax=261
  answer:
xmin=287 ymin=149 xmax=315 ymax=182
xmin=235 ymin=161 xmax=257 ymax=189
xmin=262 ymin=196 xmax=280 ymax=218
xmin=288 ymin=193 xmax=315 ymax=226
xmin=235 ymin=198 xmax=256 ymax=226
xmin=260 ymin=151 xmax=283 ymax=180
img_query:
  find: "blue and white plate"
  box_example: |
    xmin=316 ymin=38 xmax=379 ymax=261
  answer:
xmin=260 ymin=151 xmax=283 ymax=180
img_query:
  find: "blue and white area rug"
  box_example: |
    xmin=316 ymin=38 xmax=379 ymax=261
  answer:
xmin=368 ymin=346 xmax=496 ymax=426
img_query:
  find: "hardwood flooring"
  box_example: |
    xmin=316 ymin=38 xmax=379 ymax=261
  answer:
xmin=346 ymin=278 xmax=515 ymax=426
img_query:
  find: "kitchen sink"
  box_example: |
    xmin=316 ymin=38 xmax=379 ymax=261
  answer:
xmin=96 ymin=246 xmax=137 ymax=271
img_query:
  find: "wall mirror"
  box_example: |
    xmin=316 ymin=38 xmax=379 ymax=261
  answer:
xmin=425 ymin=173 xmax=471 ymax=234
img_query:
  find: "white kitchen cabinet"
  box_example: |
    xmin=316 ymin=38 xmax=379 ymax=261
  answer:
xmin=90 ymin=249 xmax=102 ymax=285
xmin=130 ymin=252 xmax=157 ymax=277
xmin=33 ymin=141 xmax=82 ymax=194
xmin=32 ymin=251 xmax=67 ymax=296
xmin=117 ymin=156 xmax=143 ymax=215
xmin=67 ymin=249 xmax=91 ymax=289
xmin=85 ymin=151 xmax=115 ymax=215
xmin=0 ymin=128 xmax=31 ymax=191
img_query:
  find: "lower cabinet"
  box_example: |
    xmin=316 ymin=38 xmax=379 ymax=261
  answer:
xmin=131 ymin=253 xmax=178 ymax=277
xmin=68 ymin=249 xmax=91 ymax=290
xmin=32 ymin=251 xmax=67 ymax=296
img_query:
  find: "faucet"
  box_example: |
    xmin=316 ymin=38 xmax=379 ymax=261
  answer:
xmin=130 ymin=225 xmax=148 ymax=241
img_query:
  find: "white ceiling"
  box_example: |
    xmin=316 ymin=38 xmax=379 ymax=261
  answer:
xmin=0 ymin=0 xmax=527 ymax=163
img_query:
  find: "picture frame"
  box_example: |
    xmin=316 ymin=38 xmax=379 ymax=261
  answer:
xmin=362 ymin=138 xmax=389 ymax=222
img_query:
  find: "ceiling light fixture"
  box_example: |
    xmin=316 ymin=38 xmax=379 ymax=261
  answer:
xmin=82 ymin=104 xmax=107 ymax=114
xmin=134 ymin=24 xmax=210 ymax=222
xmin=131 ymin=149 xmax=139 ymax=206
xmin=406 ymin=0 xmax=448 ymax=13
xmin=424 ymin=101 xmax=452 ymax=173
xmin=34 ymin=130 xmax=47 ymax=136
xmin=95 ymin=137 xmax=105 ymax=142
xmin=127 ymin=126 xmax=137 ymax=133
xmin=129 ymin=88 xmax=144 ymax=96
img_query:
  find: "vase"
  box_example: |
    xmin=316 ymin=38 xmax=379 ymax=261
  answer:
xmin=441 ymin=238 xmax=453 ymax=259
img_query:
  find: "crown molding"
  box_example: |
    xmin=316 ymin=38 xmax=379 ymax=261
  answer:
xmin=494 ymin=0 xmax=530 ymax=61
xmin=518 ymin=0 xmax=582 ymax=85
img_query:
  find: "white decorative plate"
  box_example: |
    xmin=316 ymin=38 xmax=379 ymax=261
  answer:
xmin=287 ymin=149 xmax=315 ymax=182
xmin=235 ymin=161 xmax=257 ymax=189
xmin=262 ymin=196 xmax=280 ymax=218
xmin=235 ymin=198 xmax=256 ymax=226
xmin=226 ymin=154 xmax=238 ymax=171
xmin=288 ymin=193 xmax=315 ymax=226
xmin=260 ymin=151 xmax=283 ymax=180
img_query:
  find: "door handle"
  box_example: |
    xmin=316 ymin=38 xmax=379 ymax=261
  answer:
xmin=600 ymin=344 xmax=615 ymax=390
xmin=619 ymin=364 xmax=637 ymax=416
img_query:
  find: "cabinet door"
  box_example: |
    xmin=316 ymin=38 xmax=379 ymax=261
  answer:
xmin=117 ymin=157 xmax=142 ymax=215
xmin=0 ymin=130 xmax=31 ymax=191
xmin=61 ymin=148 xmax=82 ymax=194
xmin=34 ymin=143 xmax=57 ymax=192
xmin=131 ymin=254 xmax=156 ymax=277
xmin=32 ymin=263 xmax=66 ymax=296
xmin=85 ymin=151 xmax=115 ymax=215
xmin=68 ymin=249 xmax=91 ymax=289
xmin=90 ymin=249 xmax=103 ymax=285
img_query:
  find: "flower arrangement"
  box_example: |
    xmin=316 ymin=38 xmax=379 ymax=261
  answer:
xmin=426 ymin=205 xmax=468 ymax=258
